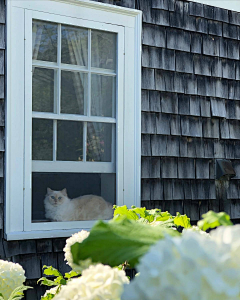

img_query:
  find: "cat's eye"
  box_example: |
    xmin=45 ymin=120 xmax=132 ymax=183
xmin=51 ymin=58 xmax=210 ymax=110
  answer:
xmin=58 ymin=197 xmax=62 ymax=200
xmin=51 ymin=196 xmax=55 ymax=199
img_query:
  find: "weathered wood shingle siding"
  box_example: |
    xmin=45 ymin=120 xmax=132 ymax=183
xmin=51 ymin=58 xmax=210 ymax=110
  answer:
xmin=1 ymin=0 xmax=240 ymax=298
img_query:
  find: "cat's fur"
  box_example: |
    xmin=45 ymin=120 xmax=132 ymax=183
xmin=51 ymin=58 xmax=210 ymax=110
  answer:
xmin=44 ymin=188 xmax=113 ymax=222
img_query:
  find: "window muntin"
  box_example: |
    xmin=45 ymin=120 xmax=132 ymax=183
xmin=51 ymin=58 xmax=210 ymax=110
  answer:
xmin=32 ymin=20 xmax=117 ymax=222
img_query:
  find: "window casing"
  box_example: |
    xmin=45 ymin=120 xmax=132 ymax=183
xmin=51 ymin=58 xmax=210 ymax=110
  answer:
xmin=6 ymin=0 xmax=141 ymax=240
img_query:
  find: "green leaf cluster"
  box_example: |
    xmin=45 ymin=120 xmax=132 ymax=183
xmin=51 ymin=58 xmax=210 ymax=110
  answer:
xmin=0 ymin=286 xmax=32 ymax=300
xmin=38 ymin=266 xmax=79 ymax=300
xmin=197 ymin=210 xmax=233 ymax=231
xmin=71 ymin=216 xmax=179 ymax=268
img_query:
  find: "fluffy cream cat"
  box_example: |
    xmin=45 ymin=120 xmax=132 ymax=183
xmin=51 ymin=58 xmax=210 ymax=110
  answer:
xmin=44 ymin=188 xmax=113 ymax=222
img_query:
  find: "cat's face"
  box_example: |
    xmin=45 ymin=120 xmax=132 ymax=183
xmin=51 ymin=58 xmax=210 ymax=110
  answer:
xmin=46 ymin=188 xmax=68 ymax=206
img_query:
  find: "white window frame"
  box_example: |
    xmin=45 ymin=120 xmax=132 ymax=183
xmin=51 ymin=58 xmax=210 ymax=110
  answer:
xmin=6 ymin=0 xmax=142 ymax=240
xmin=190 ymin=0 xmax=240 ymax=12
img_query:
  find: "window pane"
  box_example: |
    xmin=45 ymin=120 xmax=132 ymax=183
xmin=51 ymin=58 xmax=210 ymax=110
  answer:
xmin=32 ymin=20 xmax=57 ymax=62
xmin=32 ymin=172 xmax=115 ymax=222
xmin=61 ymin=25 xmax=88 ymax=66
xmin=32 ymin=119 xmax=53 ymax=160
xmin=32 ymin=67 xmax=55 ymax=113
xmin=87 ymin=123 xmax=112 ymax=162
xmin=61 ymin=71 xmax=87 ymax=115
xmin=57 ymin=120 xmax=83 ymax=161
xmin=91 ymin=30 xmax=116 ymax=70
xmin=91 ymin=74 xmax=115 ymax=117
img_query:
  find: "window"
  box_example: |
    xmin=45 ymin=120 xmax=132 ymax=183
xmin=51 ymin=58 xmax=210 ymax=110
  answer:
xmin=6 ymin=0 xmax=141 ymax=240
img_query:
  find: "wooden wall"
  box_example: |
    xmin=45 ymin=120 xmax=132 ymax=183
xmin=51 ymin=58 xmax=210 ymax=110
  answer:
xmin=1 ymin=0 xmax=240 ymax=298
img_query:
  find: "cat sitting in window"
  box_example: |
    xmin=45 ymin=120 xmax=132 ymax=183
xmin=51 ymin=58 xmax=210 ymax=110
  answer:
xmin=44 ymin=188 xmax=113 ymax=222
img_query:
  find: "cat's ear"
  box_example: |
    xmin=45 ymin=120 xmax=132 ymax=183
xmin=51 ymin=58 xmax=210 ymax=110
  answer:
xmin=61 ymin=188 xmax=67 ymax=196
xmin=47 ymin=187 xmax=52 ymax=194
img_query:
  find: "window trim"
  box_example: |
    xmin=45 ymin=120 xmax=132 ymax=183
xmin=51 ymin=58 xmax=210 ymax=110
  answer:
xmin=6 ymin=0 xmax=142 ymax=240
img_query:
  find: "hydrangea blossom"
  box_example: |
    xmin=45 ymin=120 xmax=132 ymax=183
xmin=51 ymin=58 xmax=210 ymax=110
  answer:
xmin=43 ymin=286 xmax=59 ymax=298
xmin=122 ymin=228 xmax=240 ymax=300
xmin=182 ymin=225 xmax=209 ymax=237
xmin=0 ymin=259 xmax=26 ymax=300
xmin=63 ymin=230 xmax=90 ymax=272
xmin=54 ymin=264 xmax=129 ymax=300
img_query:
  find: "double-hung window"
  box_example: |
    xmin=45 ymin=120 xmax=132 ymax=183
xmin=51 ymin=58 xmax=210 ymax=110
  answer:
xmin=6 ymin=0 xmax=141 ymax=240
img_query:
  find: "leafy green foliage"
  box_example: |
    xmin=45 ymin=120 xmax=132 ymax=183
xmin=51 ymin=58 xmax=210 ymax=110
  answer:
xmin=197 ymin=211 xmax=233 ymax=231
xmin=6 ymin=286 xmax=32 ymax=300
xmin=39 ymin=266 xmax=80 ymax=299
xmin=174 ymin=213 xmax=191 ymax=228
xmin=71 ymin=217 xmax=179 ymax=268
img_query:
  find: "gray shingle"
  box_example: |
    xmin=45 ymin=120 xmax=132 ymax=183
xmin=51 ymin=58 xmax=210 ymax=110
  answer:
xmin=203 ymin=35 xmax=220 ymax=56
xmin=223 ymin=23 xmax=238 ymax=40
xmin=232 ymin=160 xmax=240 ymax=180
xmin=155 ymin=69 xmax=165 ymax=91
xmin=152 ymin=0 xmax=169 ymax=10
xmin=150 ymin=179 xmax=163 ymax=200
xmin=141 ymin=179 xmax=151 ymax=200
xmin=151 ymin=135 xmax=167 ymax=156
xmin=142 ymin=68 xmax=155 ymax=90
xmin=141 ymin=135 xmax=151 ymax=156
xmin=161 ymin=92 xmax=178 ymax=114
xmin=208 ymin=20 xmax=222 ymax=37
xmin=215 ymin=78 xmax=228 ymax=99
xmin=161 ymin=157 xmax=178 ymax=178
xmin=204 ymin=5 xmax=214 ymax=19
xmin=209 ymin=159 xmax=215 ymax=179
xmin=220 ymin=119 xmax=230 ymax=139
xmin=154 ymin=9 xmax=170 ymax=26
xmin=234 ymin=141 xmax=240 ymax=159
xmin=195 ymin=138 xmax=205 ymax=158
xmin=142 ymin=24 xmax=166 ymax=48
xmin=214 ymin=140 xmax=225 ymax=158
xmin=190 ymin=96 xmax=200 ymax=116
xmin=227 ymin=181 xmax=239 ymax=199
xmin=204 ymin=139 xmax=214 ymax=158
xmin=228 ymin=40 xmax=240 ymax=60
xmin=174 ymin=72 xmax=185 ymax=93
xmin=149 ymin=157 xmax=161 ymax=178
xmin=0 ymin=76 xmax=3 ymax=99
xmin=231 ymin=200 xmax=240 ymax=218
xmin=179 ymin=137 xmax=188 ymax=158
xmin=166 ymin=28 xmax=190 ymax=52
xmin=0 ymin=51 xmax=3 ymax=75
xmin=178 ymin=94 xmax=190 ymax=115
xmin=236 ymin=61 xmax=240 ymax=80
xmin=211 ymin=57 xmax=222 ymax=78
xmin=200 ymin=98 xmax=211 ymax=117
xmin=139 ymin=0 xmax=154 ymax=23
xmin=178 ymin=158 xmax=195 ymax=179
xmin=156 ymin=113 xmax=171 ymax=135
xmin=0 ymin=0 xmax=5 ymax=24
xmin=214 ymin=7 xmax=229 ymax=23
xmin=141 ymin=90 xmax=149 ymax=112
xmin=149 ymin=90 xmax=161 ymax=112
xmin=210 ymin=98 xmax=226 ymax=118
xmin=181 ymin=116 xmax=202 ymax=137
xmin=229 ymin=120 xmax=240 ymax=139
xmin=202 ymin=118 xmax=219 ymax=139
xmin=184 ymin=74 xmax=197 ymax=95
xmin=219 ymin=38 xmax=228 ymax=58
xmin=222 ymin=59 xmax=235 ymax=80
xmin=166 ymin=136 xmax=180 ymax=157
xmin=188 ymin=137 xmax=197 ymax=158
xmin=142 ymin=46 xmax=175 ymax=71
xmin=141 ymin=112 xmax=156 ymax=134
xmin=170 ymin=115 xmax=181 ymax=135
xmin=183 ymin=180 xmax=192 ymax=199
xmin=190 ymin=33 xmax=202 ymax=54
xmin=196 ymin=18 xmax=208 ymax=34
xmin=172 ymin=179 xmax=184 ymax=200
xmin=189 ymin=2 xmax=204 ymax=17
xmin=183 ymin=14 xmax=196 ymax=32
xmin=176 ymin=52 xmax=193 ymax=74
xmin=229 ymin=11 xmax=240 ymax=26
xmin=163 ymin=179 xmax=173 ymax=200
xmin=193 ymin=54 xmax=212 ymax=76
xmin=196 ymin=159 xmax=209 ymax=179
xmin=0 ymin=25 xmax=4 ymax=50
xmin=170 ymin=12 xmax=184 ymax=29
xmin=141 ymin=157 xmax=150 ymax=178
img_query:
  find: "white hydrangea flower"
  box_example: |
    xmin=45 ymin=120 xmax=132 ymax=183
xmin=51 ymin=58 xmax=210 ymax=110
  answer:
xmin=63 ymin=230 xmax=90 ymax=272
xmin=182 ymin=225 xmax=210 ymax=237
xmin=54 ymin=263 xmax=129 ymax=300
xmin=0 ymin=259 xmax=26 ymax=300
xmin=122 ymin=229 xmax=240 ymax=300
xmin=43 ymin=286 xmax=59 ymax=298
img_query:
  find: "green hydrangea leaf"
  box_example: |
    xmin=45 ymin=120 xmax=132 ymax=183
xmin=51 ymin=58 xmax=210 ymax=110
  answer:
xmin=174 ymin=213 xmax=191 ymax=228
xmin=64 ymin=270 xmax=79 ymax=279
xmin=43 ymin=266 xmax=63 ymax=277
xmin=41 ymin=294 xmax=55 ymax=300
xmin=113 ymin=205 xmax=139 ymax=220
xmin=71 ymin=216 xmax=179 ymax=268
xmin=8 ymin=285 xmax=32 ymax=300
xmin=38 ymin=277 xmax=58 ymax=287
xmin=197 ymin=210 xmax=233 ymax=231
